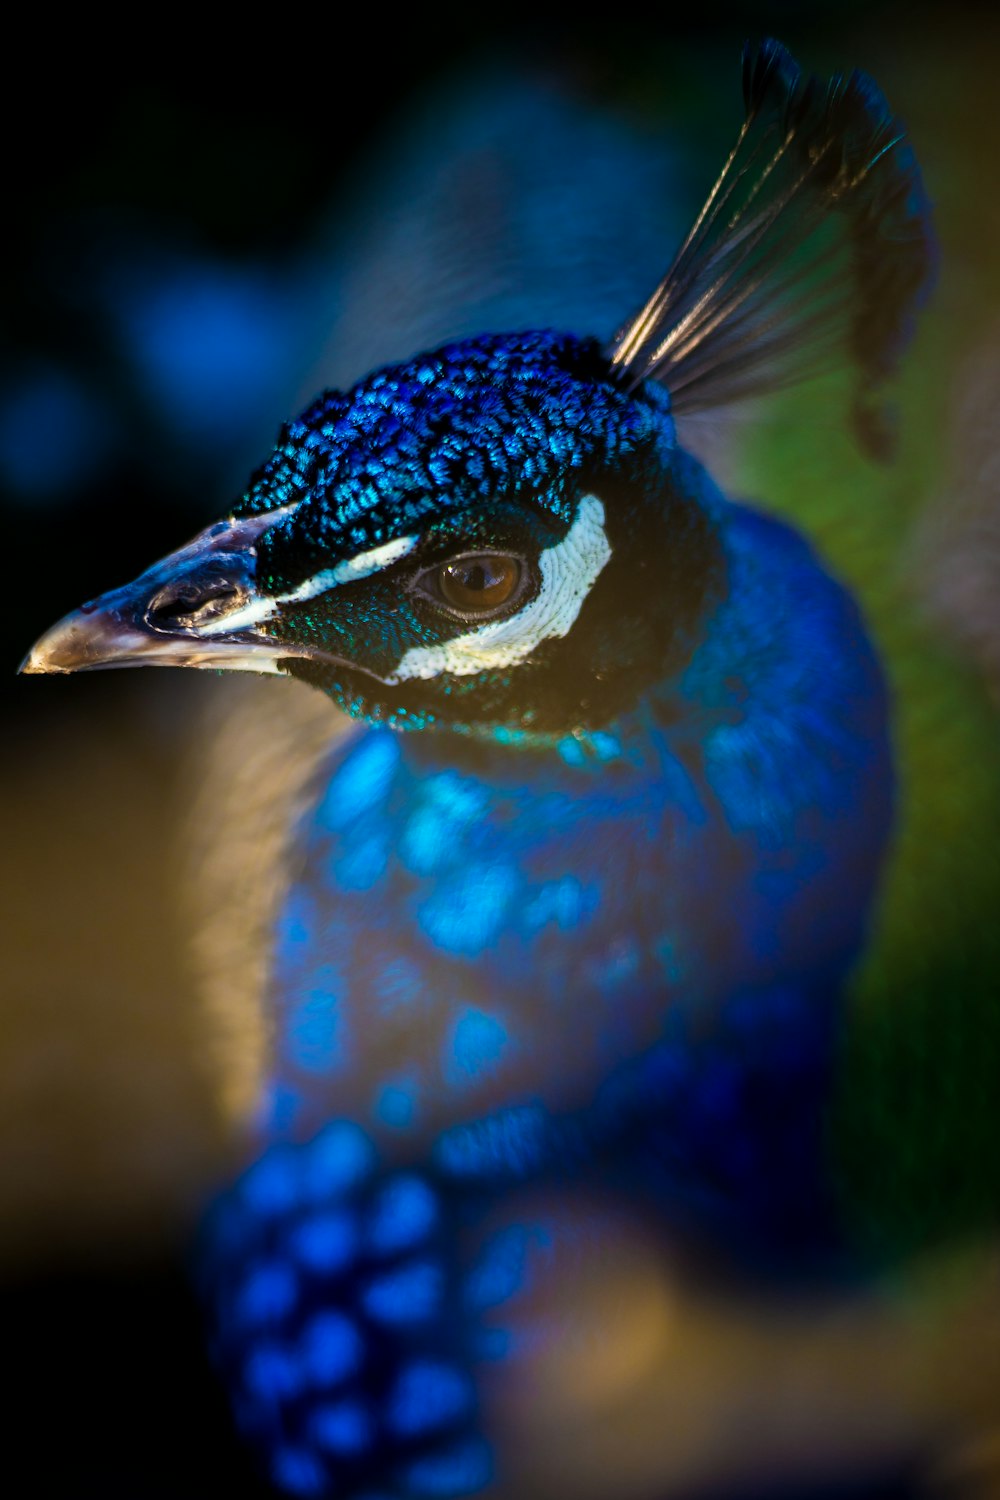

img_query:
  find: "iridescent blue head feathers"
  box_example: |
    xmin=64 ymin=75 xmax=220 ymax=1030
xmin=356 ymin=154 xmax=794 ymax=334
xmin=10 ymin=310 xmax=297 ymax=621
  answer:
xmin=22 ymin=40 xmax=935 ymax=739
xmin=223 ymin=330 xmax=721 ymax=734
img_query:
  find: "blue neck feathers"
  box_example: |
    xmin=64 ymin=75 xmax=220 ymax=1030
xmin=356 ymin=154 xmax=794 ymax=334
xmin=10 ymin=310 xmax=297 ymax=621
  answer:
xmin=256 ymin=495 xmax=891 ymax=1259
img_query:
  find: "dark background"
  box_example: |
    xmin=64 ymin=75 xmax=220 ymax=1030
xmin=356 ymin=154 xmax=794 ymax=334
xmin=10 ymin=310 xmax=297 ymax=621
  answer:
xmin=2 ymin=4 xmax=997 ymax=1494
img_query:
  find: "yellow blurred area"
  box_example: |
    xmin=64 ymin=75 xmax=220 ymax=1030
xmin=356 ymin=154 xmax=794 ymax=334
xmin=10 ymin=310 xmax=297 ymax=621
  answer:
xmin=0 ymin=676 xmax=228 ymax=1263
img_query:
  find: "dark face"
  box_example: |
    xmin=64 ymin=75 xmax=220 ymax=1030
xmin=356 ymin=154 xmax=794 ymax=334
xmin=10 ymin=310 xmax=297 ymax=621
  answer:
xmin=22 ymin=331 xmax=724 ymax=741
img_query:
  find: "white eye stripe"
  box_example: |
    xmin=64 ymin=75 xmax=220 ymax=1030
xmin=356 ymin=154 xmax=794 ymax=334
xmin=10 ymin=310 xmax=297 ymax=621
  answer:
xmin=201 ymin=533 xmax=417 ymax=635
xmin=385 ymin=494 xmax=611 ymax=683
xmin=283 ymin=535 xmax=418 ymax=599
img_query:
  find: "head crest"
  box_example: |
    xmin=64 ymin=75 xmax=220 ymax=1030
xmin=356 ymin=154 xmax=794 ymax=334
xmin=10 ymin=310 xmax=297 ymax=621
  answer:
xmin=607 ymin=39 xmax=936 ymax=458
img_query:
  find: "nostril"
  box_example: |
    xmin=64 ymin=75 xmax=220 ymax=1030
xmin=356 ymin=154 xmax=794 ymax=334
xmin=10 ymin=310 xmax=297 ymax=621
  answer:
xmin=147 ymin=577 xmax=245 ymax=631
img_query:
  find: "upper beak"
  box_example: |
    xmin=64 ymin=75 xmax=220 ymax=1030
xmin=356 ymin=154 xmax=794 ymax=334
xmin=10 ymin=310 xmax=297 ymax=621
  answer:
xmin=20 ymin=506 xmax=300 ymax=678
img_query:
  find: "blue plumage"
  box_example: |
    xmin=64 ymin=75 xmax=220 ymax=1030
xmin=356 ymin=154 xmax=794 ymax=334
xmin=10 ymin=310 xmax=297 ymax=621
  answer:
xmin=191 ymin=489 xmax=891 ymax=1493
xmin=22 ymin=39 xmax=937 ymax=1500
xmin=257 ymin=496 xmax=888 ymax=1161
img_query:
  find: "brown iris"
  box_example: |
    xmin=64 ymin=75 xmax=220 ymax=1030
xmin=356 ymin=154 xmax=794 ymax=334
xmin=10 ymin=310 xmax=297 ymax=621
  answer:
xmin=438 ymin=554 xmax=521 ymax=613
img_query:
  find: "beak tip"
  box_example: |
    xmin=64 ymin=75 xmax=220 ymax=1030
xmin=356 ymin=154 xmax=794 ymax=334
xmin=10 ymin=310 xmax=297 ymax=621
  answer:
xmin=18 ymin=615 xmax=109 ymax=677
xmin=18 ymin=507 xmax=303 ymax=682
xmin=18 ymin=644 xmax=51 ymax=675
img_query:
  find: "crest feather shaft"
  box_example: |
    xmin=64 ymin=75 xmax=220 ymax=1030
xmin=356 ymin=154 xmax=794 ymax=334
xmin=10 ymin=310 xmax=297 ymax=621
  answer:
xmin=607 ymin=39 xmax=936 ymax=457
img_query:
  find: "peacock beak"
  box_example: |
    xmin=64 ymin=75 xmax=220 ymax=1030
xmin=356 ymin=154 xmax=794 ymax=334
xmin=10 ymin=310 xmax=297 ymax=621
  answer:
xmin=20 ymin=506 xmax=300 ymax=678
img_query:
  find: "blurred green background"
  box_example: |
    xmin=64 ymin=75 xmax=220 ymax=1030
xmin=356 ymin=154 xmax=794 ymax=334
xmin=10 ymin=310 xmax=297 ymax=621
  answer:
xmin=3 ymin=3 xmax=999 ymax=1494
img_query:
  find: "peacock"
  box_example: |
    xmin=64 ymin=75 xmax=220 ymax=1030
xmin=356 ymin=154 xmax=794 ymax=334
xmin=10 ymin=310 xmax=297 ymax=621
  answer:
xmin=21 ymin=39 xmax=1000 ymax=1500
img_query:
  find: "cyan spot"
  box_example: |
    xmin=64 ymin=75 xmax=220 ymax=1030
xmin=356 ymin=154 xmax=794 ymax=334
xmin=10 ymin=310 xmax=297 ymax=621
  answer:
xmin=288 ymin=964 xmax=345 ymax=1073
xmin=375 ymin=1080 xmax=418 ymax=1130
xmin=491 ymin=725 xmax=528 ymax=747
xmin=367 ymin=1175 xmax=437 ymax=1256
xmin=244 ymin=1343 xmax=301 ymax=1404
xmin=446 ymin=1009 xmax=509 ymax=1087
xmin=388 ymin=1360 xmax=473 ymax=1437
xmin=399 ymin=773 xmax=489 ymax=875
xmin=318 ymin=733 xmax=399 ymax=831
xmin=556 ymin=735 xmax=589 ymax=767
xmin=419 ymin=861 xmax=520 ymax=955
xmin=362 ymin=1260 xmax=443 ymax=1325
xmin=289 ymin=1210 xmax=359 ymax=1274
xmin=303 ymin=1122 xmax=377 ymax=1202
xmin=333 ymin=828 xmax=389 ymax=890
xmin=590 ymin=730 xmax=623 ymax=761
xmin=271 ymin=1446 xmax=326 ymax=1497
xmin=401 ymin=1437 xmax=493 ymax=1496
xmin=426 ymin=771 xmax=490 ymax=821
xmin=300 ymin=1311 xmax=364 ymax=1388
xmin=399 ymin=806 xmax=454 ymax=878
xmin=524 ymin=876 xmax=586 ymax=933
xmin=235 ymin=1260 xmax=297 ymax=1327
xmin=311 ymin=1399 xmax=373 ymax=1455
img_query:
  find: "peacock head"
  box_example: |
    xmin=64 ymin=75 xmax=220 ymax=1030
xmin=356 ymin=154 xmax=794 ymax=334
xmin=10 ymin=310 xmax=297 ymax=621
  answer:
xmin=22 ymin=41 xmax=934 ymax=742
xmin=20 ymin=330 xmax=720 ymax=738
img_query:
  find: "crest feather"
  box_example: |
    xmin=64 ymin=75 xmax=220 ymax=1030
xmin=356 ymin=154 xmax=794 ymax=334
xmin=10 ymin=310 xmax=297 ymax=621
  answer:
xmin=607 ymin=39 xmax=936 ymax=458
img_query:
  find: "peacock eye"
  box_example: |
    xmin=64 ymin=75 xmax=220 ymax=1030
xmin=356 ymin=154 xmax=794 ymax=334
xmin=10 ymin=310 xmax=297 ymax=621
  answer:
xmin=436 ymin=554 xmax=522 ymax=615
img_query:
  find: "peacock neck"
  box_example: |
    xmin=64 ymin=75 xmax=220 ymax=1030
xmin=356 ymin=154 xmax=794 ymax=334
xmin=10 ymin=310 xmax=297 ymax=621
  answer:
xmin=394 ymin=489 xmax=891 ymax=808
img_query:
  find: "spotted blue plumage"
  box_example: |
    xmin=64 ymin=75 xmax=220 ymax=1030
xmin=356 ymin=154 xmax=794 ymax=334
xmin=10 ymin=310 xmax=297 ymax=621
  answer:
xmin=195 ymin=488 xmax=890 ymax=1493
xmin=22 ymin=39 xmax=936 ymax=1500
xmin=259 ymin=497 xmax=889 ymax=1201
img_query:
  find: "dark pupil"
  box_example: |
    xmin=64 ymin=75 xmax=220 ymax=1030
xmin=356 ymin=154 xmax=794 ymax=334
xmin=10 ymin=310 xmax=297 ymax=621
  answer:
xmin=439 ymin=555 xmax=519 ymax=612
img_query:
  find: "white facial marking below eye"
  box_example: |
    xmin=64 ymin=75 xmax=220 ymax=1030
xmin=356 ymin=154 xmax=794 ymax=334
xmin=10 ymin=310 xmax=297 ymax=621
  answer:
xmin=386 ymin=493 xmax=611 ymax=683
xmin=201 ymin=533 xmax=417 ymax=636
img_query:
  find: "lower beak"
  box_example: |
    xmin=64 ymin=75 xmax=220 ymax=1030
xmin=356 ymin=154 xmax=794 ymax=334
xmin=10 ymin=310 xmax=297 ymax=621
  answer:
xmin=20 ymin=507 xmax=299 ymax=678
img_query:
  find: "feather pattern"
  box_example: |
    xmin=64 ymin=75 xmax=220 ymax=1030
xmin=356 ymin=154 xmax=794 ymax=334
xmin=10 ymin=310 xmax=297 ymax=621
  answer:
xmin=608 ymin=39 xmax=936 ymax=457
